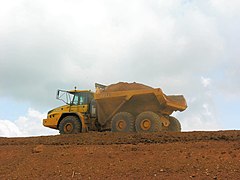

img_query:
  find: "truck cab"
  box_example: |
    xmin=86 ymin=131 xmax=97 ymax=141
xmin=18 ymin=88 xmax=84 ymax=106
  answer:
xmin=43 ymin=89 xmax=96 ymax=134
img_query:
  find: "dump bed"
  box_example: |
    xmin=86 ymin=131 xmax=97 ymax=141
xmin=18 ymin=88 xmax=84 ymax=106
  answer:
xmin=94 ymin=88 xmax=187 ymax=126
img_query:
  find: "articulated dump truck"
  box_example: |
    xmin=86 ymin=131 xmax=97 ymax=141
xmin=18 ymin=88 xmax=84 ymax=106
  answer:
xmin=43 ymin=82 xmax=187 ymax=134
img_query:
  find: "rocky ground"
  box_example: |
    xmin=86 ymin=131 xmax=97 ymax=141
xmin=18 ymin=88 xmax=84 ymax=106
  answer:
xmin=0 ymin=130 xmax=240 ymax=179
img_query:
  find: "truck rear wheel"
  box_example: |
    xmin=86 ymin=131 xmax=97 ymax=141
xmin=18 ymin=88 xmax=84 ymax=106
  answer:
xmin=59 ymin=116 xmax=81 ymax=134
xmin=167 ymin=116 xmax=181 ymax=132
xmin=111 ymin=112 xmax=135 ymax=132
xmin=135 ymin=111 xmax=162 ymax=132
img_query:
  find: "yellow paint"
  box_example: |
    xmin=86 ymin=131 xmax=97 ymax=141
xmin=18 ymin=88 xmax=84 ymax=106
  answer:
xmin=43 ymin=104 xmax=88 ymax=130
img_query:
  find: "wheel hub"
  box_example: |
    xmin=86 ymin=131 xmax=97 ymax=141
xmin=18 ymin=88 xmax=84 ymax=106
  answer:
xmin=140 ymin=119 xmax=151 ymax=130
xmin=64 ymin=123 xmax=73 ymax=133
xmin=116 ymin=120 xmax=126 ymax=131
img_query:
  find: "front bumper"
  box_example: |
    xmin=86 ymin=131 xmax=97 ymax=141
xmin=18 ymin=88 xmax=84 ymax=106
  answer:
xmin=43 ymin=118 xmax=58 ymax=129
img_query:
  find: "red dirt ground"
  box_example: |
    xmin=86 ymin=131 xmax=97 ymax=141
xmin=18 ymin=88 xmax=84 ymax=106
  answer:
xmin=0 ymin=131 xmax=240 ymax=179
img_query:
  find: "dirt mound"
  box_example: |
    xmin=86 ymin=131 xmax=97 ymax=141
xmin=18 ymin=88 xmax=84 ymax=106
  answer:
xmin=0 ymin=130 xmax=240 ymax=179
xmin=104 ymin=82 xmax=153 ymax=92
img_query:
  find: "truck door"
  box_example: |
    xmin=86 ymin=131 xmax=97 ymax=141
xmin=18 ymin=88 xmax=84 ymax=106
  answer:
xmin=69 ymin=93 xmax=80 ymax=112
xmin=70 ymin=92 xmax=88 ymax=113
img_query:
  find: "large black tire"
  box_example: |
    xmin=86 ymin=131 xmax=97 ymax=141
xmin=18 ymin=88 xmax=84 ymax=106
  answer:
xmin=59 ymin=116 xmax=81 ymax=134
xmin=111 ymin=112 xmax=135 ymax=132
xmin=135 ymin=111 xmax=162 ymax=132
xmin=167 ymin=116 xmax=181 ymax=132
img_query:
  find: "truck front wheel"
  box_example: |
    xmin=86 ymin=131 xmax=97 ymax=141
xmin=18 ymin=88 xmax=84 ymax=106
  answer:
xmin=59 ymin=116 xmax=81 ymax=134
xmin=111 ymin=112 xmax=135 ymax=132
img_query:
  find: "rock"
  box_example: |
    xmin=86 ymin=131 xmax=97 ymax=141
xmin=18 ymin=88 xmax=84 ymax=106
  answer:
xmin=32 ymin=144 xmax=44 ymax=153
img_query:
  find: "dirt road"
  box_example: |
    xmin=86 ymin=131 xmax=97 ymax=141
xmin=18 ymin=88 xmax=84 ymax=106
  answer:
xmin=0 ymin=130 xmax=240 ymax=179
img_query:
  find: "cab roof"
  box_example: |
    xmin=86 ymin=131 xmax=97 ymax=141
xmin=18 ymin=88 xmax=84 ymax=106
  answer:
xmin=68 ymin=90 xmax=92 ymax=93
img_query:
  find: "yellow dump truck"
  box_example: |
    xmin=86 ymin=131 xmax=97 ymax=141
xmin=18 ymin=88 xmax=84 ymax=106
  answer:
xmin=43 ymin=82 xmax=187 ymax=134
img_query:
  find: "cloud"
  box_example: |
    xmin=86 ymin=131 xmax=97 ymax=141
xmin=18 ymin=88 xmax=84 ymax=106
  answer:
xmin=201 ymin=77 xmax=211 ymax=88
xmin=0 ymin=1 xmax=225 ymax=99
xmin=181 ymin=115 xmax=221 ymax=131
xmin=0 ymin=108 xmax=58 ymax=137
xmin=218 ymin=61 xmax=240 ymax=98
xmin=175 ymin=80 xmax=221 ymax=131
xmin=0 ymin=120 xmax=23 ymax=137
xmin=211 ymin=0 xmax=240 ymax=17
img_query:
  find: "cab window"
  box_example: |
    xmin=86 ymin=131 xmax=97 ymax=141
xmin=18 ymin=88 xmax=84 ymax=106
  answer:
xmin=72 ymin=92 xmax=91 ymax=105
xmin=72 ymin=94 xmax=79 ymax=105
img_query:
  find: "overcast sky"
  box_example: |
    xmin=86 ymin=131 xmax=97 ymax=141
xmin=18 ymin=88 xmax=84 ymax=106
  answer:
xmin=0 ymin=0 xmax=240 ymax=137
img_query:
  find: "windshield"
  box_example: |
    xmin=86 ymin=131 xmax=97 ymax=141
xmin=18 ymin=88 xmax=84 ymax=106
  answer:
xmin=56 ymin=90 xmax=74 ymax=105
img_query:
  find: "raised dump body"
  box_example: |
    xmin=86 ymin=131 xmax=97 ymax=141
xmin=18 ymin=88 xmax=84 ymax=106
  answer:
xmin=94 ymin=82 xmax=187 ymax=132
